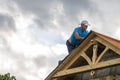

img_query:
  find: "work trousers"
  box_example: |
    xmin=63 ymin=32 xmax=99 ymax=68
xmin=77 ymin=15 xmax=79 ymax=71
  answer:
xmin=66 ymin=40 xmax=77 ymax=54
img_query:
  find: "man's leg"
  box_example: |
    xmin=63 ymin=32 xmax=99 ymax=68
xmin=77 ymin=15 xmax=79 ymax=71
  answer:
xmin=66 ymin=40 xmax=75 ymax=54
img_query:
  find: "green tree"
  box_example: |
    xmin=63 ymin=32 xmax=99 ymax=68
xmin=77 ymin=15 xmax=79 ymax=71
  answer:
xmin=0 ymin=73 xmax=16 ymax=80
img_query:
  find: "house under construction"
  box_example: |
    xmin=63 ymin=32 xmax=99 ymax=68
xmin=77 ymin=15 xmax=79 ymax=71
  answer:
xmin=45 ymin=31 xmax=120 ymax=80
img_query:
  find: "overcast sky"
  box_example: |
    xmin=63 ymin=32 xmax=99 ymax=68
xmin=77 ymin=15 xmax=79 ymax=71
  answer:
xmin=0 ymin=0 xmax=120 ymax=80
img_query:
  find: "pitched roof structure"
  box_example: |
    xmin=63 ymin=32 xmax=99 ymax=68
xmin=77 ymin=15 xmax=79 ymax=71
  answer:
xmin=45 ymin=31 xmax=120 ymax=80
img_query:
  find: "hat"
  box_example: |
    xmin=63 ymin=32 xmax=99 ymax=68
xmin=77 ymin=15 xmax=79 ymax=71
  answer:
xmin=81 ymin=20 xmax=90 ymax=26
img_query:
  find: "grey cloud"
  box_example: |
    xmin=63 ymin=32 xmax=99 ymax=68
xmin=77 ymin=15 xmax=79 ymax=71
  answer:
xmin=46 ymin=50 xmax=67 ymax=69
xmin=33 ymin=54 xmax=65 ymax=68
xmin=89 ymin=0 xmax=120 ymax=37
xmin=34 ymin=55 xmax=48 ymax=68
xmin=13 ymin=0 xmax=57 ymax=29
xmin=60 ymin=0 xmax=97 ymax=20
xmin=33 ymin=50 xmax=66 ymax=69
xmin=12 ymin=0 xmax=120 ymax=38
xmin=13 ymin=0 xmax=96 ymax=30
xmin=0 ymin=47 xmax=25 ymax=60
xmin=27 ymin=26 xmax=65 ymax=45
xmin=0 ymin=51 xmax=26 ymax=80
xmin=60 ymin=0 xmax=120 ymax=38
xmin=55 ymin=0 xmax=98 ymax=31
xmin=0 ymin=47 xmax=39 ymax=80
xmin=14 ymin=0 xmax=54 ymax=13
xmin=0 ymin=14 xmax=16 ymax=31
xmin=0 ymin=36 xmax=8 ymax=48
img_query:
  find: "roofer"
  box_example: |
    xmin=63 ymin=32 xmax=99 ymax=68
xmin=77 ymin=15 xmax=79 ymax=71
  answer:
xmin=66 ymin=20 xmax=90 ymax=54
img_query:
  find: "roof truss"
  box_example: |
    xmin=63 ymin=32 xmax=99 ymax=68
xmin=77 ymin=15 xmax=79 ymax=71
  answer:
xmin=45 ymin=32 xmax=120 ymax=80
xmin=53 ymin=36 xmax=120 ymax=78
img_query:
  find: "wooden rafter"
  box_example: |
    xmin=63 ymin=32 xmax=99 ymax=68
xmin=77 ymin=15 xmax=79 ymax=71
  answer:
xmin=81 ymin=52 xmax=92 ymax=65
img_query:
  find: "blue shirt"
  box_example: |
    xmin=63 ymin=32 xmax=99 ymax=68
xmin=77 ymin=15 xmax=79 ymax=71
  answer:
xmin=70 ymin=27 xmax=89 ymax=46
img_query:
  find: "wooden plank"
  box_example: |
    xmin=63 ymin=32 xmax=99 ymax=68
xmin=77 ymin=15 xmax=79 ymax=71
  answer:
xmin=92 ymin=44 xmax=98 ymax=64
xmin=95 ymin=47 xmax=109 ymax=64
xmin=81 ymin=52 xmax=92 ymax=65
xmin=53 ymin=58 xmax=120 ymax=77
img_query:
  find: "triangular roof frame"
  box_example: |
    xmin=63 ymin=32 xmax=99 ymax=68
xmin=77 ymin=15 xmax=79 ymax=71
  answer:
xmin=45 ymin=31 xmax=120 ymax=80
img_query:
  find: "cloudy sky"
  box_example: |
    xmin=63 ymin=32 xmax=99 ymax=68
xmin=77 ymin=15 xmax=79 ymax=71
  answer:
xmin=0 ymin=0 xmax=120 ymax=80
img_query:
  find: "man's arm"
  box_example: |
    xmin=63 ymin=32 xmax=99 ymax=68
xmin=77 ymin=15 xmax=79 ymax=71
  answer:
xmin=74 ymin=32 xmax=84 ymax=40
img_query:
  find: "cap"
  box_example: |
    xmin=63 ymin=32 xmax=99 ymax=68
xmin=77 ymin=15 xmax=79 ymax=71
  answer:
xmin=81 ymin=20 xmax=90 ymax=26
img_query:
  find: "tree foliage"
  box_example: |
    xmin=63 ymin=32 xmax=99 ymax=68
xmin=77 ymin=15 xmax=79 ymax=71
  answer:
xmin=0 ymin=73 xmax=16 ymax=80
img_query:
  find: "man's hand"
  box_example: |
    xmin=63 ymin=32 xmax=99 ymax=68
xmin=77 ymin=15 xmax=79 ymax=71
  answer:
xmin=74 ymin=32 xmax=84 ymax=40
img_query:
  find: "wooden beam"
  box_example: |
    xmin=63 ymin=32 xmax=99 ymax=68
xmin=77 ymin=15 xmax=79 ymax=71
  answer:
xmin=92 ymin=44 xmax=98 ymax=64
xmin=81 ymin=52 xmax=92 ymax=65
xmin=53 ymin=58 xmax=120 ymax=77
xmin=95 ymin=47 xmax=109 ymax=64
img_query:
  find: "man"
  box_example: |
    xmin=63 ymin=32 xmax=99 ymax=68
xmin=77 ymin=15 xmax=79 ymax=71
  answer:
xmin=66 ymin=20 xmax=90 ymax=54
